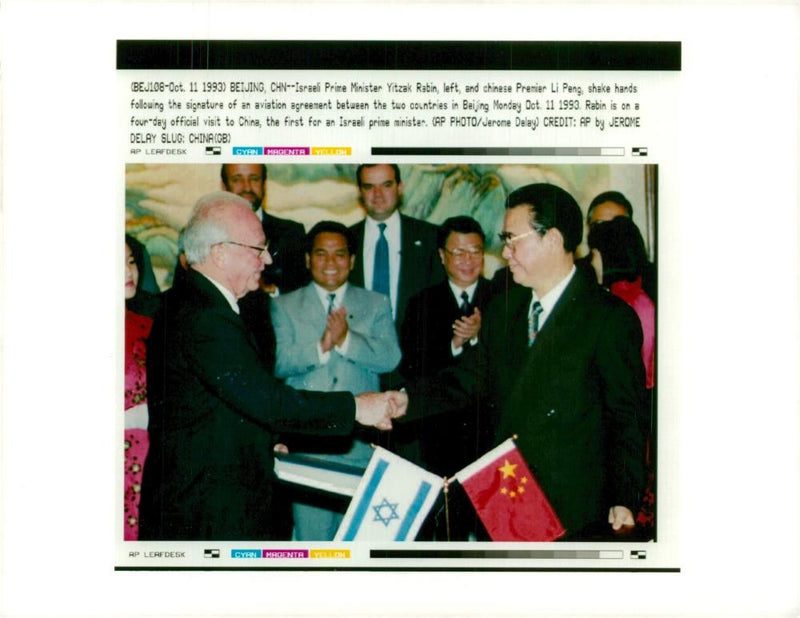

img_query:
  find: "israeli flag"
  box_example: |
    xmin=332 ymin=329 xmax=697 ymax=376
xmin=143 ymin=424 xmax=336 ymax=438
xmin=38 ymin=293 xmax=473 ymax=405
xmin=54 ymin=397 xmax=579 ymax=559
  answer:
xmin=334 ymin=447 xmax=443 ymax=542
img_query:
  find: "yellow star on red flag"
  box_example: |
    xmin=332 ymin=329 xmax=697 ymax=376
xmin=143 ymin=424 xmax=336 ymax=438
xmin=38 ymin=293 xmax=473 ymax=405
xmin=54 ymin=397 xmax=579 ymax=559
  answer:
xmin=498 ymin=459 xmax=518 ymax=479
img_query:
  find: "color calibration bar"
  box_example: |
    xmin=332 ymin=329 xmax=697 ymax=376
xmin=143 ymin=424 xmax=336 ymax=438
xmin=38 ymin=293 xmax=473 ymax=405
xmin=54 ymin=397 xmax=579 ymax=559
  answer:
xmin=229 ymin=548 xmax=351 ymax=560
xmin=370 ymin=549 xmax=624 ymax=559
xmin=231 ymin=146 xmax=351 ymax=155
xmin=372 ymin=147 xmax=625 ymax=156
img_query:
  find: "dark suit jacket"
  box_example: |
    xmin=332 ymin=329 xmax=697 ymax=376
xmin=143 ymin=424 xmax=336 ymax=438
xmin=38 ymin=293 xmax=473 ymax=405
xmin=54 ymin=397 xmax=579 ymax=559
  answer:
xmin=139 ymin=270 xmax=355 ymax=541
xmin=399 ymin=277 xmax=495 ymax=474
xmin=407 ymin=268 xmax=647 ymax=537
xmin=260 ymin=212 xmax=309 ymax=294
xmin=348 ymin=214 xmax=445 ymax=332
xmin=234 ymin=213 xmax=308 ymax=373
xmin=400 ymin=277 xmax=493 ymax=382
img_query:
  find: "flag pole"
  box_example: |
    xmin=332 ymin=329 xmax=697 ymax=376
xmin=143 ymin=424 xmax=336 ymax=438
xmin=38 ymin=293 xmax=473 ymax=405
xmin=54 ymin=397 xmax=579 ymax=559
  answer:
xmin=443 ymin=477 xmax=451 ymax=542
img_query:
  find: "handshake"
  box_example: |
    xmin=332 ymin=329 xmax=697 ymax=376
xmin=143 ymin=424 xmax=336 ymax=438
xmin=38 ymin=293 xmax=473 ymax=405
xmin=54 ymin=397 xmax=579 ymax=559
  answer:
xmin=354 ymin=390 xmax=408 ymax=431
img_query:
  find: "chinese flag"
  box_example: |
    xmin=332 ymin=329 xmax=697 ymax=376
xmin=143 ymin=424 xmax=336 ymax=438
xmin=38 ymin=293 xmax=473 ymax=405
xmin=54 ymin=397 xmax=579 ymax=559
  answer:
xmin=454 ymin=439 xmax=565 ymax=542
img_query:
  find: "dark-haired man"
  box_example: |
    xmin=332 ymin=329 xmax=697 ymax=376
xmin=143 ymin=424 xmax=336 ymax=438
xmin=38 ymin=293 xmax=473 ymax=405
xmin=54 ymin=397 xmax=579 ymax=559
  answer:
xmin=272 ymin=221 xmax=401 ymax=540
xmin=400 ymin=215 xmax=495 ymax=540
xmin=585 ymin=189 xmax=656 ymax=302
xmin=348 ymin=164 xmax=445 ymax=457
xmin=587 ymin=189 xmax=634 ymax=226
xmin=400 ymin=216 xmax=494 ymax=471
xmin=348 ymin=164 xmax=444 ymax=333
xmin=407 ymin=184 xmax=647 ymax=540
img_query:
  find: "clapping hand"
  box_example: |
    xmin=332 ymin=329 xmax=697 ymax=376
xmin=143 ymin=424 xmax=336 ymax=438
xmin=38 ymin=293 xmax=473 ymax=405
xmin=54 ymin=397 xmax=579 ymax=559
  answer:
xmin=452 ymin=307 xmax=482 ymax=349
xmin=321 ymin=306 xmax=349 ymax=352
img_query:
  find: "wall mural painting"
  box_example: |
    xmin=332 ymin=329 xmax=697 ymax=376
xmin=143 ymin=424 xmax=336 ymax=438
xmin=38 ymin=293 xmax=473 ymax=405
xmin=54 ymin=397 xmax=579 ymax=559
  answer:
xmin=126 ymin=163 xmax=651 ymax=291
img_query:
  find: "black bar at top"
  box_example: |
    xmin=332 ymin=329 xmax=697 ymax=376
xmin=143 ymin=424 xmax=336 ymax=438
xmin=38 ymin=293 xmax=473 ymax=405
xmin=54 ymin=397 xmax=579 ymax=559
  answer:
xmin=117 ymin=41 xmax=680 ymax=71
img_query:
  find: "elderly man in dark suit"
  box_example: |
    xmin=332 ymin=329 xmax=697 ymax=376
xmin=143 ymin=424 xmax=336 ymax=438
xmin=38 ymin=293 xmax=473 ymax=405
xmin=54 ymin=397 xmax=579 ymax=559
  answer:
xmin=139 ymin=192 xmax=406 ymax=541
xmin=406 ymin=184 xmax=647 ymax=540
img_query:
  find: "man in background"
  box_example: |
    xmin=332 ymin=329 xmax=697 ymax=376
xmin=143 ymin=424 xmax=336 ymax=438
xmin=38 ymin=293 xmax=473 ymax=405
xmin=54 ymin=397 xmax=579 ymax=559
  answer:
xmin=586 ymin=190 xmax=656 ymax=301
xmin=272 ymin=221 xmax=401 ymax=540
xmin=348 ymin=163 xmax=445 ymax=457
xmin=400 ymin=215 xmax=495 ymax=540
xmin=348 ymin=163 xmax=444 ymax=334
xmin=220 ymin=163 xmax=309 ymax=371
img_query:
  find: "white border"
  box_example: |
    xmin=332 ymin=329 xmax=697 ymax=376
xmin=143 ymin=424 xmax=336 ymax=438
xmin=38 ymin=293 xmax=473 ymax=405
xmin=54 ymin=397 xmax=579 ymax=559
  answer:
xmin=2 ymin=1 xmax=799 ymax=616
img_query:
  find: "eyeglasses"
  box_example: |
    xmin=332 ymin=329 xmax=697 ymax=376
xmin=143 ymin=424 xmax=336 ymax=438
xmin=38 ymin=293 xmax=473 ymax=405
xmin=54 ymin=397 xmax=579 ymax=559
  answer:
xmin=220 ymin=240 xmax=271 ymax=260
xmin=443 ymin=247 xmax=484 ymax=260
xmin=498 ymin=229 xmax=541 ymax=251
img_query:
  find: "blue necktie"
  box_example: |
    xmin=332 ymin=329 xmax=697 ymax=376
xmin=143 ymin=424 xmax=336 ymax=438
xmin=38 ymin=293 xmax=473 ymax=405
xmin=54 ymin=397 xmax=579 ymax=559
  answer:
xmin=528 ymin=301 xmax=543 ymax=346
xmin=372 ymin=223 xmax=390 ymax=297
xmin=327 ymin=293 xmax=336 ymax=315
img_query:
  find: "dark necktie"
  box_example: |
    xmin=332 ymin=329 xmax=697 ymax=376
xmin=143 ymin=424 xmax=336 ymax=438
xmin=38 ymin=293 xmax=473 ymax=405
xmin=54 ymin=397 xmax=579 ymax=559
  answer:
xmin=326 ymin=293 xmax=336 ymax=315
xmin=528 ymin=301 xmax=543 ymax=346
xmin=372 ymin=223 xmax=390 ymax=297
xmin=459 ymin=290 xmax=471 ymax=316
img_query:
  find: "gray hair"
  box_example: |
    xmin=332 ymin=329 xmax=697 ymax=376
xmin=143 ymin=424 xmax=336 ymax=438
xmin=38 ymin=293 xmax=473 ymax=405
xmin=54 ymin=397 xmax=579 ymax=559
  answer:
xmin=182 ymin=191 xmax=253 ymax=265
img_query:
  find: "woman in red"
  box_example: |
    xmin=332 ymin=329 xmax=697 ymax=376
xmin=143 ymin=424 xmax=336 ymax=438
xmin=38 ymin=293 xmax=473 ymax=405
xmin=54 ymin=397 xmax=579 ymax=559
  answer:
xmin=124 ymin=237 xmax=154 ymax=540
xmin=588 ymin=216 xmax=655 ymax=389
xmin=588 ymin=216 xmax=656 ymax=532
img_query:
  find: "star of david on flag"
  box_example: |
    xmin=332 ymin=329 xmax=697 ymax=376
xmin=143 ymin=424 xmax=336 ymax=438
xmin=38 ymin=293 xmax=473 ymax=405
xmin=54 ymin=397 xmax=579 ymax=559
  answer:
xmin=453 ymin=438 xmax=566 ymax=542
xmin=334 ymin=446 xmax=443 ymax=541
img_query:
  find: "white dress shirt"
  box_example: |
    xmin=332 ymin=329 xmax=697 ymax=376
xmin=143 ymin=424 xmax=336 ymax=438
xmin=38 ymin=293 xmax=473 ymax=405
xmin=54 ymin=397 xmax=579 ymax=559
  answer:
xmin=198 ymin=271 xmax=240 ymax=315
xmin=529 ymin=265 xmax=577 ymax=331
xmin=449 ymin=279 xmax=480 ymax=355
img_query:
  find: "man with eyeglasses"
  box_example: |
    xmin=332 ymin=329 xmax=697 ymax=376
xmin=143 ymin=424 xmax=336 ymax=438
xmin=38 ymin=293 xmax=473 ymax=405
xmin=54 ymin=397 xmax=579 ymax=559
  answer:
xmin=140 ymin=192 xmax=407 ymax=541
xmin=405 ymin=184 xmax=647 ymax=540
xmin=220 ymin=163 xmax=309 ymax=295
xmin=219 ymin=163 xmax=309 ymax=375
xmin=399 ymin=215 xmax=495 ymax=540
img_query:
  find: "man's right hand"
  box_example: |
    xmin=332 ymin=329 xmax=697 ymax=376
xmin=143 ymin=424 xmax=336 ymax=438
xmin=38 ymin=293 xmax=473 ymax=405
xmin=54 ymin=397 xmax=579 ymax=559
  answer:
xmin=354 ymin=391 xmax=407 ymax=431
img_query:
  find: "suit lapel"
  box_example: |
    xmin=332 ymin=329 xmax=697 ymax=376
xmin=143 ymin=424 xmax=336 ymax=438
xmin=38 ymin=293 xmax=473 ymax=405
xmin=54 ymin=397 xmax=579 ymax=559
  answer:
xmin=350 ymin=220 xmax=366 ymax=287
xmin=526 ymin=269 xmax=588 ymax=354
xmin=301 ymin=284 xmax=327 ymax=326
xmin=188 ymin=270 xmax=264 ymax=351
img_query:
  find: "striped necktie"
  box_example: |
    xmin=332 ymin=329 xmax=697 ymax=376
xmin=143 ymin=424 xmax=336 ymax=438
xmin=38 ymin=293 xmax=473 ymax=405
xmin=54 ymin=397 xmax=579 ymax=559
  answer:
xmin=459 ymin=290 xmax=471 ymax=316
xmin=528 ymin=301 xmax=543 ymax=346
xmin=326 ymin=293 xmax=336 ymax=315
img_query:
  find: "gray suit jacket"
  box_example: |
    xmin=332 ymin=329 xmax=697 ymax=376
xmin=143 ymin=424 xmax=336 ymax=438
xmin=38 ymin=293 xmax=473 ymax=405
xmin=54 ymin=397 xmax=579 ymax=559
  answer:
xmin=272 ymin=283 xmax=401 ymax=395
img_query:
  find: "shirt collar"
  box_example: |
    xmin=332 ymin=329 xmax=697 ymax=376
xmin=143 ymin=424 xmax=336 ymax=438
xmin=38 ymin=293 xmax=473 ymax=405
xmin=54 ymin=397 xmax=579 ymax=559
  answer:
xmin=448 ymin=279 xmax=479 ymax=303
xmin=196 ymin=270 xmax=240 ymax=314
xmin=532 ymin=265 xmax=576 ymax=316
xmin=311 ymin=281 xmax=348 ymax=309
xmin=365 ymin=209 xmax=401 ymax=233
